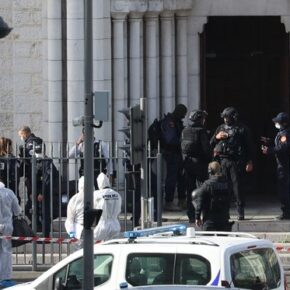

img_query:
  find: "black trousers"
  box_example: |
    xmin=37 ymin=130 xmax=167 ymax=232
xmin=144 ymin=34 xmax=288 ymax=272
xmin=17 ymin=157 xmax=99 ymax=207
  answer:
xmin=220 ymin=158 xmax=244 ymax=213
xmin=203 ymin=220 xmax=232 ymax=231
xmin=276 ymin=165 xmax=290 ymax=215
xmin=164 ymin=152 xmax=186 ymax=202
xmin=183 ymin=158 xmax=207 ymax=221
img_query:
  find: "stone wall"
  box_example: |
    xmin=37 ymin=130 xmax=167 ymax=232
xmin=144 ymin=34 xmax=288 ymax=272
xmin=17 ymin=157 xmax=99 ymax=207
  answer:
xmin=0 ymin=0 xmax=46 ymax=144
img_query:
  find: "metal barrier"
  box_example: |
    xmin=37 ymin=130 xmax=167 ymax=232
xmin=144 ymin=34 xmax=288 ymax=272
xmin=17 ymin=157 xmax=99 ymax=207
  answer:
xmin=6 ymin=141 xmax=163 ymax=270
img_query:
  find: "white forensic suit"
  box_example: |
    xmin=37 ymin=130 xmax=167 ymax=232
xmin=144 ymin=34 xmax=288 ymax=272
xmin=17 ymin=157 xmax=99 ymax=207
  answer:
xmin=65 ymin=176 xmax=85 ymax=241
xmin=94 ymin=173 xmax=122 ymax=241
xmin=0 ymin=182 xmax=21 ymax=281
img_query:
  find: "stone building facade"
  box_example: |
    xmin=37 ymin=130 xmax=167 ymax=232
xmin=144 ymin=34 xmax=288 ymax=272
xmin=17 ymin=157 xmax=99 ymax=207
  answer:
xmin=1 ymin=0 xmax=290 ymax=153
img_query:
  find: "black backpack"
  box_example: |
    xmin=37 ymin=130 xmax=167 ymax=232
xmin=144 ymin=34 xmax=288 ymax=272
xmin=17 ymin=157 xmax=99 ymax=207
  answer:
xmin=148 ymin=118 xmax=163 ymax=150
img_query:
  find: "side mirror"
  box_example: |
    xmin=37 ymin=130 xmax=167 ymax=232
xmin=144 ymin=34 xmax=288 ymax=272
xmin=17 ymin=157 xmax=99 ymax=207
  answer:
xmin=54 ymin=277 xmax=63 ymax=290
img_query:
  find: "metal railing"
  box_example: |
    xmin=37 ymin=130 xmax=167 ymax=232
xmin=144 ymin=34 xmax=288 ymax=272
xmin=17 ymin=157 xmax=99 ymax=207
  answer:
xmin=8 ymin=141 xmax=163 ymax=270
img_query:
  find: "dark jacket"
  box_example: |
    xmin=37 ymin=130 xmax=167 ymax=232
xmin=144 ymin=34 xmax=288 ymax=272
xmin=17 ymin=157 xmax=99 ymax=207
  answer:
xmin=210 ymin=122 xmax=254 ymax=162
xmin=19 ymin=133 xmax=43 ymax=178
xmin=0 ymin=154 xmax=19 ymax=193
xmin=181 ymin=123 xmax=211 ymax=162
xmin=268 ymin=127 xmax=290 ymax=169
xmin=161 ymin=113 xmax=184 ymax=153
xmin=193 ymin=175 xmax=230 ymax=223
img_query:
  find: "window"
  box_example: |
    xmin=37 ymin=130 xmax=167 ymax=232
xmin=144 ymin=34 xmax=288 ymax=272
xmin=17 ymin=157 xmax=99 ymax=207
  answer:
xmin=125 ymin=253 xmax=211 ymax=286
xmin=175 ymin=254 xmax=211 ymax=285
xmin=53 ymin=254 xmax=113 ymax=289
xmin=231 ymin=248 xmax=281 ymax=289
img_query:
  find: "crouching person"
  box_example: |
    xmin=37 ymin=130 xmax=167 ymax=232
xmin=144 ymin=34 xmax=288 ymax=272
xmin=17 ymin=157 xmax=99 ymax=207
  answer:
xmin=94 ymin=173 xmax=122 ymax=241
xmin=192 ymin=161 xmax=233 ymax=231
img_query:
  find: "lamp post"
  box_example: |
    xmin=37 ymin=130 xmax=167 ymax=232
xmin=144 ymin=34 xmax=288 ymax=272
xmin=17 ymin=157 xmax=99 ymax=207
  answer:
xmin=83 ymin=0 xmax=94 ymax=289
xmin=0 ymin=17 xmax=12 ymax=39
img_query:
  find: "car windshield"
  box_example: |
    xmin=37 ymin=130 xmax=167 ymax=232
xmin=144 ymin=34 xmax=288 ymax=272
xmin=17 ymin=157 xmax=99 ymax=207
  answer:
xmin=230 ymin=248 xmax=281 ymax=290
xmin=53 ymin=254 xmax=113 ymax=289
xmin=125 ymin=253 xmax=211 ymax=286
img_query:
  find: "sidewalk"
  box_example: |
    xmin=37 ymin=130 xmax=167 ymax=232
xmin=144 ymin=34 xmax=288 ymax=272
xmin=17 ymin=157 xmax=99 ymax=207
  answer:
xmin=133 ymin=193 xmax=281 ymax=223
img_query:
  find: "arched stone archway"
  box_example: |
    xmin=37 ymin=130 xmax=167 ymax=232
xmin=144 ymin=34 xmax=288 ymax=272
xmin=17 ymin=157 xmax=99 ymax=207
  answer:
xmin=201 ymin=16 xmax=289 ymax=196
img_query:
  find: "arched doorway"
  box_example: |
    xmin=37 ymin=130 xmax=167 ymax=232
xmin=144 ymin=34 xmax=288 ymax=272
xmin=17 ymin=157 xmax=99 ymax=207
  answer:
xmin=201 ymin=16 xmax=289 ymax=196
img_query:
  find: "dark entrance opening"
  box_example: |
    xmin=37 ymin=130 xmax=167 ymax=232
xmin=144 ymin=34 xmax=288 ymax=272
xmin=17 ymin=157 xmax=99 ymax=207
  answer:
xmin=201 ymin=16 xmax=289 ymax=196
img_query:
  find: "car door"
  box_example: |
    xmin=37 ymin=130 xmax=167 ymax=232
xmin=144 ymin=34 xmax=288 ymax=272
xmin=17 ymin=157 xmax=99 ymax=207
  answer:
xmin=50 ymin=253 xmax=115 ymax=290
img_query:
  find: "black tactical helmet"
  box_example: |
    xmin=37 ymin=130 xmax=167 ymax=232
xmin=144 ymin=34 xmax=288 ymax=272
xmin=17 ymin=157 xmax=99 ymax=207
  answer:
xmin=220 ymin=107 xmax=239 ymax=120
xmin=172 ymin=104 xmax=188 ymax=119
xmin=272 ymin=112 xmax=289 ymax=124
xmin=189 ymin=110 xmax=208 ymax=122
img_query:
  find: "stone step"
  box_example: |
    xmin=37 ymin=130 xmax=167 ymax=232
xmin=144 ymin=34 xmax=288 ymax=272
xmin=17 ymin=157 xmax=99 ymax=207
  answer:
xmin=12 ymin=253 xmax=67 ymax=266
xmin=232 ymin=219 xmax=290 ymax=232
xmin=13 ymin=242 xmax=72 ymax=255
xmin=53 ymin=217 xmax=290 ymax=233
xmin=251 ymin=233 xmax=290 ymax=243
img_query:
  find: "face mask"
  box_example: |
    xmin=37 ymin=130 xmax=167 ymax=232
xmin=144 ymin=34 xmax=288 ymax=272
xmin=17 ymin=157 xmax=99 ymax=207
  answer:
xmin=275 ymin=123 xmax=281 ymax=130
xmin=20 ymin=136 xmax=25 ymax=141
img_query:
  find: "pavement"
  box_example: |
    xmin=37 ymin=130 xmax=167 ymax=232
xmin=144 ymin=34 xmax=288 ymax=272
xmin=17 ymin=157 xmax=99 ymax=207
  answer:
xmin=121 ymin=193 xmax=282 ymax=229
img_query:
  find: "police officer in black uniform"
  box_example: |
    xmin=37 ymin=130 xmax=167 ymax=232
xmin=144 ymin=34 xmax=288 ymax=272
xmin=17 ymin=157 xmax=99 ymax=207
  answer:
xmin=192 ymin=161 xmax=232 ymax=231
xmin=262 ymin=112 xmax=290 ymax=220
xmin=181 ymin=110 xmax=211 ymax=223
xmin=162 ymin=104 xmax=187 ymax=211
xmin=210 ymin=107 xmax=254 ymax=220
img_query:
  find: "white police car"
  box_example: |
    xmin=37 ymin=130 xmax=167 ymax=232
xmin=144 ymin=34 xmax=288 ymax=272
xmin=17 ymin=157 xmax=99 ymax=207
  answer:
xmin=9 ymin=224 xmax=285 ymax=290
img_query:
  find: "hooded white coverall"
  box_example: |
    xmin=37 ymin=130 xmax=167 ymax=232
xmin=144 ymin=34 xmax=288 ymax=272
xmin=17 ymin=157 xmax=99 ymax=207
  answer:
xmin=0 ymin=182 xmax=21 ymax=280
xmin=65 ymin=176 xmax=85 ymax=240
xmin=94 ymin=173 xmax=122 ymax=241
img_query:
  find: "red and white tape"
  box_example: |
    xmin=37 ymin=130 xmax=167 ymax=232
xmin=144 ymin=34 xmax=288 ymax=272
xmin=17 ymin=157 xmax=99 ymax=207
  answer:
xmin=0 ymin=235 xmax=78 ymax=244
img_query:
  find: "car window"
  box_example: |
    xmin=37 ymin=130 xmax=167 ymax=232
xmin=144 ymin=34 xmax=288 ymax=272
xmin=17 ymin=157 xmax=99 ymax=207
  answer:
xmin=126 ymin=254 xmax=174 ymax=286
xmin=175 ymin=254 xmax=211 ymax=285
xmin=53 ymin=254 xmax=113 ymax=289
xmin=126 ymin=253 xmax=211 ymax=286
xmin=231 ymin=248 xmax=281 ymax=290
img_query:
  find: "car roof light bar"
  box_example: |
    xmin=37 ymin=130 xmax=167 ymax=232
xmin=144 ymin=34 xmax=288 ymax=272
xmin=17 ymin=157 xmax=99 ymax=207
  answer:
xmin=124 ymin=224 xmax=187 ymax=239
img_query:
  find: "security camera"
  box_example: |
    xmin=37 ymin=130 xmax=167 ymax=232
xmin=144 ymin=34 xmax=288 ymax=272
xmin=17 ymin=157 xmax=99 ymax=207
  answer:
xmin=72 ymin=116 xmax=84 ymax=127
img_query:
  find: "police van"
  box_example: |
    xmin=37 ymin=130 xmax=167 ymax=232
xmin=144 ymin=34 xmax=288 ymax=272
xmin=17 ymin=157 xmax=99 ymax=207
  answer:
xmin=9 ymin=224 xmax=286 ymax=290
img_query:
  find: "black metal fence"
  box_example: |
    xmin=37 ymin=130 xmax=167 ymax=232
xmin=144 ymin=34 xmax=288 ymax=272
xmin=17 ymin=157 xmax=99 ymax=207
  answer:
xmin=7 ymin=142 xmax=163 ymax=270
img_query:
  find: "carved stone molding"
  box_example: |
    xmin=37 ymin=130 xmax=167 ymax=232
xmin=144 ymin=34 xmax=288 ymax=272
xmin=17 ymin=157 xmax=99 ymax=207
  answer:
xmin=111 ymin=0 xmax=193 ymax=13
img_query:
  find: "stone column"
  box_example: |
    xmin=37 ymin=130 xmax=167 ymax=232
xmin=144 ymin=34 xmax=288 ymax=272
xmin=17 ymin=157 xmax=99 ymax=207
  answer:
xmin=280 ymin=16 xmax=290 ymax=110
xmin=176 ymin=11 xmax=188 ymax=108
xmin=128 ymin=13 xmax=144 ymax=106
xmin=112 ymin=13 xmax=127 ymax=142
xmin=66 ymin=0 xmax=84 ymax=144
xmin=187 ymin=16 xmax=207 ymax=110
xmin=160 ymin=11 xmax=175 ymax=115
xmin=281 ymin=16 xmax=290 ymax=33
xmin=144 ymin=12 xmax=160 ymax=123
xmin=47 ymin=0 xmax=63 ymax=146
xmin=93 ymin=0 xmax=112 ymax=142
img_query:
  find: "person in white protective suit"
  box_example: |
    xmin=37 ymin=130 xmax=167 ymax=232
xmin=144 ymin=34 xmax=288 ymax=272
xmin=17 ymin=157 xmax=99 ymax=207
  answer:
xmin=65 ymin=176 xmax=85 ymax=250
xmin=94 ymin=173 xmax=122 ymax=241
xmin=0 ymin=181 xmax=22 ymax=288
